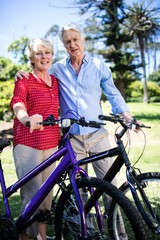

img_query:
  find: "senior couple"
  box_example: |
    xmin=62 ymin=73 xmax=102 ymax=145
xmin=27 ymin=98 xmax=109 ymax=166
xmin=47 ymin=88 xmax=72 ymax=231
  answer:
xmin=11 ymin=23 xmax=139 ymax=240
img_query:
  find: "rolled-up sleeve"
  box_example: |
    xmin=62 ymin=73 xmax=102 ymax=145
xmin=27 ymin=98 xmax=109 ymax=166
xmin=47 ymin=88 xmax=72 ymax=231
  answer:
xmin=10 ymin=77 xmax=28 ymax=110
xmin=100 ymin=64 xmax=130 ymax=114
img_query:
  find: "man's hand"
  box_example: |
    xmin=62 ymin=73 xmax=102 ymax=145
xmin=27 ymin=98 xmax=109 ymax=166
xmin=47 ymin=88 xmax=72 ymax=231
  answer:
xmin=121 ymin=112 xmax=142 ymax=133
xmin=127 ymin=119 xmax=142 ymax=133
xmin=14 ymin=70 xmax=29 ymax=82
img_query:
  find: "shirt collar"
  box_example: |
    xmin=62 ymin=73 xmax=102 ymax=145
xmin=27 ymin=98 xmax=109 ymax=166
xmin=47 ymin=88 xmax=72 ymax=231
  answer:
xmin=66 ymin=51 xmax=90 ymax=65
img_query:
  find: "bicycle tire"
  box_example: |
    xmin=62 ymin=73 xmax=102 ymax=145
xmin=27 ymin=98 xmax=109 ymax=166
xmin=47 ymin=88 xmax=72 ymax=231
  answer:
xmin=111 ymin=172 xmax=160 ymax=240
xmin=0 ymin=217 xmax=18 ymax=240
xmin=54 ymin=177 xmax=147 ymax=240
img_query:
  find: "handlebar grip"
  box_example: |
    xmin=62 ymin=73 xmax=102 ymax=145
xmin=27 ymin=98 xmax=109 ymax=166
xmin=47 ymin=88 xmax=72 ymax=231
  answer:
xmin=138 ymin=124 xmax=151 ymax=129
xmin=88 ymin=121 xmax=105 ymax=128
xmin=25 ymin=114 xmax=56 ymax=127
xmin=99 ymin=115 xmax=119 ymax=122
xmin=99 ymin=115 xmax=111 ymax=121
xmin=26 ymin=121 xmax=30 ymax=127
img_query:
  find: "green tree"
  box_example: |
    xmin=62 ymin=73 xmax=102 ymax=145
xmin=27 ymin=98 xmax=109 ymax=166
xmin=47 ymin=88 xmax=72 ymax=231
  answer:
xmin=45 ymin=24 xmax=59 ymax=38
xmin=75 ymin=0 xmax=141 ymax=99
xmin=0 ymin=57 xmax=19 ymax=81
xmin=8 ymin=36 xmax=29 ymax=64
xmin=0 ymin=80 xmax=14 ymax=120
xmin=83 ymin=18 xmax=102 ymax=54
xmin=148 ymin=67 xmax=160 ymax=86
xmin=0 ymin=56 xmax=30 ymax=81
xmin=0 ymin=56 xmax=31 ymax=120
xmin=126 ymin=1 xmax=160 ymax=103
xmin=126 ymin=80 xmax=160 ymax=102
xmin=45 ymin=24 xmax=67 ymax=61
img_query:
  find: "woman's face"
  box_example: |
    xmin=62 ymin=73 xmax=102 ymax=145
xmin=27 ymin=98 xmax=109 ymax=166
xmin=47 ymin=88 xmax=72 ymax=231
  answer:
xmin=32 ymin=45 xmax=53 ymax=72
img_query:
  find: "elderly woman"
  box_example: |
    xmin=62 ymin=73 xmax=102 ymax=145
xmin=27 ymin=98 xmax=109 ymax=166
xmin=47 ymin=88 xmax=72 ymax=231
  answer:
xmin=10 ymin=38 xmax=60 ymax=240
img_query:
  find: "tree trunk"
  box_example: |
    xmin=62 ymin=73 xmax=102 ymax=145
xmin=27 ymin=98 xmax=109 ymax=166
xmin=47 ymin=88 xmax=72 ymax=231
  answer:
xmin=115 ymin=81 xmax=126 ymax=100
xmin=153 ymin=42 xmax=157 ymax=71
xmin=138 ymin=37 xmax=148 ymax=103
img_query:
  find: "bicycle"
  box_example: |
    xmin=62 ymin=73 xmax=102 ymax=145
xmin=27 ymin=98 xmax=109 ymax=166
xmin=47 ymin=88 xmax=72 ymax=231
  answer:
xmin=0 ymin=114 xmax=147 ymax=240
xmin=74 ymin=114 xmax=160 ymax=239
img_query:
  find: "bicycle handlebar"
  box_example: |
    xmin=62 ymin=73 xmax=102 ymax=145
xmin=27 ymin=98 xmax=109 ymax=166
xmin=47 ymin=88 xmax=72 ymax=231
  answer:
xmin=26 ymin=114 xmax=151 ymax=130
xmin=98 ymin=114 xmax=151 ymax=129
xmin=26 ymin=115 xmax=106 ymax=129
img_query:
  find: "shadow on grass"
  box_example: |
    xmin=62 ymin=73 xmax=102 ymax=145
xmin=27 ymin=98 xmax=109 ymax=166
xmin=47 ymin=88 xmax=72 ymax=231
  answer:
xmin=133 ymin=113 xmax=160 ymax=121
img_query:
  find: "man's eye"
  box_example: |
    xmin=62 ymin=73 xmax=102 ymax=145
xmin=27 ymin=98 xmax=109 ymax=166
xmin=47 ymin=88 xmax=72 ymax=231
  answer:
xmin=65 ymin=41 xmax=70 ymax=45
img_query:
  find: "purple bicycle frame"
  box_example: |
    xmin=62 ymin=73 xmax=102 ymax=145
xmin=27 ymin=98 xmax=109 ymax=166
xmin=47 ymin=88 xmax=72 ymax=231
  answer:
xmin=0 ymin=139 xmax=103 ymax=237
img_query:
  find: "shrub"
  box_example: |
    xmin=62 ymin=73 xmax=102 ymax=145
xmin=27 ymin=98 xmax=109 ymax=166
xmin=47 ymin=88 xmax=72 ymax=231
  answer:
xmin=126 ymin=80 xmax=160 ymax=102
xmin=0 ymin=79 xmax=14 ymax=121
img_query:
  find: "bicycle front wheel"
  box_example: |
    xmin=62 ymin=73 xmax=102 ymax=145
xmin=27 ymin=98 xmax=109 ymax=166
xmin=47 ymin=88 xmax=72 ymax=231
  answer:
xmin=112 ymin=172 xmax=160 ymax=240
xmin=54 ymin=177 xmax=146 ymax=240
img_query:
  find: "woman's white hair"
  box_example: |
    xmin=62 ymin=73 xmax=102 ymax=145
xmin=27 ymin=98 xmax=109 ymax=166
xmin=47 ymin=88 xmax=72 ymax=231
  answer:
xmin=59 ymin=23 xmax=84 ymax=43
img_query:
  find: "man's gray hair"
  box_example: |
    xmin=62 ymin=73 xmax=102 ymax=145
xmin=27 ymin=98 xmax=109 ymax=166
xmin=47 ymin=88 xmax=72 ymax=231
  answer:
xmin=59 ymin=23 xmax=84 ymax=42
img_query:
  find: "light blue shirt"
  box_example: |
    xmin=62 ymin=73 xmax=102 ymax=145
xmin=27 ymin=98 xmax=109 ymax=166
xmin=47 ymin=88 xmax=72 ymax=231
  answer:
xmin=49 ymin=52 xmax=130 ymax=135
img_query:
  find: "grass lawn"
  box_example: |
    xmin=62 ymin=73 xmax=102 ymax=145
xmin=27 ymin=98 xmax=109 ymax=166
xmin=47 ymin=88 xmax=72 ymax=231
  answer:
xmin=0 ymin=102 xmax=160 ymax=237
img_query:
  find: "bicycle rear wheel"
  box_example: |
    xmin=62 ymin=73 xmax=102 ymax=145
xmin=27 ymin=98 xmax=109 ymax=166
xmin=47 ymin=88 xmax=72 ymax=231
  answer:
xmin=54 ymin=177 xmax=146 ymax=240
xmin=112 ymin=172 xmax=160 ymax=240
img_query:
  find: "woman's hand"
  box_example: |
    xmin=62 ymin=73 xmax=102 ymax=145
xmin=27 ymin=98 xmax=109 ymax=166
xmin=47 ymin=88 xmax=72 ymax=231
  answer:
xmin=26 ymin=114 xmax=44 ymax=133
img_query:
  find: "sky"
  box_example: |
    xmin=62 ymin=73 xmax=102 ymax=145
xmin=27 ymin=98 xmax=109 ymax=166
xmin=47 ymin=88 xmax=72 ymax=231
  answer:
xmin=0 ymin=0 xmax=86 ymax=62
xmin=0 ymin=0 xmax=159 ymax=68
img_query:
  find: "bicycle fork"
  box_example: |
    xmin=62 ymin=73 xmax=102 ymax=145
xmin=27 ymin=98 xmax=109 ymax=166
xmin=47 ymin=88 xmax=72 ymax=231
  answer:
xmin=70 ymin=166 xmax=104 ymax=238
xmin=0 ymin=160 xmax=12 ymax=218
xmin=127 ymin=170 xmax=160 ymax=234
xmin=118 ymin=139 xmax=159 ymax=233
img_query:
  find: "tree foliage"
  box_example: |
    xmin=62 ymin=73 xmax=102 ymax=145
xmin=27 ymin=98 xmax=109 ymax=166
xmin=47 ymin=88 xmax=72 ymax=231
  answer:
xmin=75 ymin=0 xmax=141 ymax=98
xmin=44 ymin=24 xmax=59 ymax=38
xmin=8 ymin=36 xmax=29 ymax=64
xmin=0 ymin=57 xmax=19 ymax=81
xmin=0 ymin=55 xmax=31 ymax=120
xmin=0 ymin=80 xmax=14 ymax=120
xmin=125 ymin=1 xmax=160 ymax=103
xmin=0 ymin=56 xmax=31 ymax=81
xmin=126 ymin=80 xmax=160 ymax=102
xmin=74 ymin=0 xmax=160 ymax=102
xmin=148 ymin=67 xmax=160 ymax=86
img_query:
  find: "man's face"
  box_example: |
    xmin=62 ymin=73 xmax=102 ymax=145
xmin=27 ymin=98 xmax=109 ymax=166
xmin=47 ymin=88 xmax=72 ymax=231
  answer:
xmin=62 ymin=30 xmax=84 ymax=58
